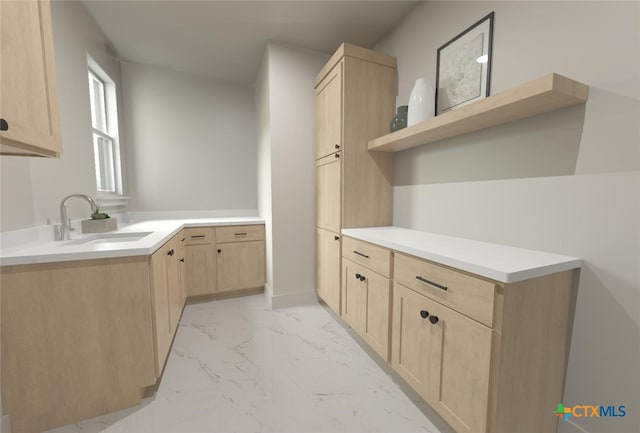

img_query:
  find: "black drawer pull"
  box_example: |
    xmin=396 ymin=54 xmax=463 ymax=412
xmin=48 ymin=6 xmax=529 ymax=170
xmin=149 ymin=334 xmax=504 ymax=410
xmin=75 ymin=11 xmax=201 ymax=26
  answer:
xmin=353 ymin=250 xmax=369 ymax=259
xmin=334 ymin=152 xmax=340 ymax=159
xmin=420 ymin=310 xmax=429 ymax=319
xmin=355 ymin=273 xmax=361 ymax=280
xmin=0 ymin=118 xmax=8 ymax=131
xmin=179 ymin=258 xmax=185 ymax=262
xmin=234 ymin=232 xmax=247 ymax=236
xmin=167 ymin=249 xmax=174 ymax=256
xmin=429 ymin=315 xmax=439 ymax=324
xmin=334 ymin=236 xmax=340 ymax=241
xmin=416 ymin=276 xmax=448 ymax=291
xmin=191 ymin=235 xmax=206 ymax=239
xmin=359 ymin=275 xmax=365 ymax=282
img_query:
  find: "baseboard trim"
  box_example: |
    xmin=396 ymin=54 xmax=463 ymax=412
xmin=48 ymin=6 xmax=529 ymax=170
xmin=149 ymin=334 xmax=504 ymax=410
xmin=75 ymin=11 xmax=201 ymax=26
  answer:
xmin=186 ymin=287 xmax=264 ymax=304
xmin=269 ymin=289 xmax=318 ymax=309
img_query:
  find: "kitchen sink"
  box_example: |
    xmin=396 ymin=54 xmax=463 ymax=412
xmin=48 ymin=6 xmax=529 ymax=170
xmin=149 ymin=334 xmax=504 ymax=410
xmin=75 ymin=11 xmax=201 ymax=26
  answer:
xmin=64 ymin=232 xmax=153 ymax=245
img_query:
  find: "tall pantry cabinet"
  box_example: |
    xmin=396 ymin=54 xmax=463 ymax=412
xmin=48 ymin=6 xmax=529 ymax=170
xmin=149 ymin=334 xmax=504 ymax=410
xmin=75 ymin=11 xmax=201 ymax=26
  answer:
xmin=314 ymin=44 xmax=396 ymax=314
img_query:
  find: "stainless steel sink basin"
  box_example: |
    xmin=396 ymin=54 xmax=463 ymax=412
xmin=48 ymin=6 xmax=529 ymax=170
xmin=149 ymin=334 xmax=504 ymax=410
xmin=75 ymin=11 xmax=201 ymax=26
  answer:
xmin=65 ymin=232 xmax=152 ymax=245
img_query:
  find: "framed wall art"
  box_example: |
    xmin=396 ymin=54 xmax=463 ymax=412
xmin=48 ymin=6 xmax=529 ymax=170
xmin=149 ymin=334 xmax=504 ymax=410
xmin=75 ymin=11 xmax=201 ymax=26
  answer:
xmin=435 ymin=12 xmax=494 ymax=115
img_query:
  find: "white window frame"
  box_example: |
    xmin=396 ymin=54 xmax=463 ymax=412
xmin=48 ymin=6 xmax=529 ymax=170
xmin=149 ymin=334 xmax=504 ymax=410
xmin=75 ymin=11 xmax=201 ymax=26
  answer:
xmin=87 ymin=57 xmax=125 ymax=204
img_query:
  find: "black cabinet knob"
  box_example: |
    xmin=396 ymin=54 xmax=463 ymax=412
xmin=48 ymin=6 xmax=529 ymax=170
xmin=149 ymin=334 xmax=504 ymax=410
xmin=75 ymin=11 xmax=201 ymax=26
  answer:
xmin=217 ymin=249 xmax=221 ymax=253
xmin=334 ymin=144 xmax=340 ymax=149
xmin=167 ymin=249 xmax=174 ymax=256
xmin=0 ymin=119 xmax=8 ymax=131
xmin=420 ymin=310 xmax=429 ymax=319
xmin=355 ymin=273 xmax=361 ymax=280
xmin=429 ymin=315 xmax=439 ymax=324
xmin=334 ymin=152 xmax=340 ymax=159
xmin=334 ymin=236 xmax=340 ymax=241
xmin=179 ymin=258 xmax=185 ymax=262
xmin=359 ymin=275 xmax=365 ymax=281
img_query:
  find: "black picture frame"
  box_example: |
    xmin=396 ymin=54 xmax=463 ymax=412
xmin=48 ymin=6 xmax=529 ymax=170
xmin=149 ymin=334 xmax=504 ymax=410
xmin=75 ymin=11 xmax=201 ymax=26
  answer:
xmin=435 ymin=12 xmax=494 ymax=116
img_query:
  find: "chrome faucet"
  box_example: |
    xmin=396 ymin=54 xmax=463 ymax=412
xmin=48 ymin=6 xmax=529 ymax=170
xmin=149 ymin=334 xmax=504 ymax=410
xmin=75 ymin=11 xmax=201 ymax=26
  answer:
xmin=56 ymin=194 xmax=98 ymax=241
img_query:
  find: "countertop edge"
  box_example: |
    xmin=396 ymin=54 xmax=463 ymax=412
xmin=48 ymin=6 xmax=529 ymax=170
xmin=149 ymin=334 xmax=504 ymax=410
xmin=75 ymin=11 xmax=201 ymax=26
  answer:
xmin=1 ymin=218 xmax=265 ymax=267
xmin=341 ymin=227 xmax=582 ymax=284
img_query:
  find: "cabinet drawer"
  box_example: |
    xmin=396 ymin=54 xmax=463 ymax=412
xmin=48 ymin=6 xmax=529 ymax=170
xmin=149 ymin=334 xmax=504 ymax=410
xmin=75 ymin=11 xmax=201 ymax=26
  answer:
xmin=216 ymin=225 xmax=264 ymax=243
xmin=394 ymin=253 xmax=496 ymax=327
xmin=183 ymin=227 xmax=214 ymax=245
xmin=342 ymin=236 xmax=391 ymax=278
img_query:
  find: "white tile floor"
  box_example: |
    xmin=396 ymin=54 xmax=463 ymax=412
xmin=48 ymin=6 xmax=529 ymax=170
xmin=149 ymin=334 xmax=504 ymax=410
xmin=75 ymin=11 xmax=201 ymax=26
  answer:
xmin=48 ymin=294 xmax=453 ymax=433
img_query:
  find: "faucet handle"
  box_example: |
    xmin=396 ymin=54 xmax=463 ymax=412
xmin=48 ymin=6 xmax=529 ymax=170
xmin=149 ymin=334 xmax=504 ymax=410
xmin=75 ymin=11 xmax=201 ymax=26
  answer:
xmin=68 ymin=218 xmax=75 ymax=232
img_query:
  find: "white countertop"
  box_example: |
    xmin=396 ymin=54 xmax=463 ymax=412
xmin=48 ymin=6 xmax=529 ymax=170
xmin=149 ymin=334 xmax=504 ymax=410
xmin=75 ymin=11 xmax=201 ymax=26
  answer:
xmin=0 ymin=217 xmax=264 ymax=266
xmin=342 ymin=227 xmax=581 ymax=283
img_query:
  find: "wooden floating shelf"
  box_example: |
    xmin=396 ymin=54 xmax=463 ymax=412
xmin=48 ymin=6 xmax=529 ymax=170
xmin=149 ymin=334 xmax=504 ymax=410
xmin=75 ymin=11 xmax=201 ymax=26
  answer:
xmin=368 ymin=73 xmax=589 ymax=152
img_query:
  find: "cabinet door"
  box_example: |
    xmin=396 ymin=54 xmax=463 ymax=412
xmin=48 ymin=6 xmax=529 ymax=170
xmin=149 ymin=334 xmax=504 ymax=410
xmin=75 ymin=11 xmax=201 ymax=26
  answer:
xmin=184 ymin=244 xmax=217 ymax=297
xmin=316 ymin=228 xmax=341 ymax=314
xmin=217 ymin=241 xmax=265 ymax=291
xmin=150 ymin=246 xmax=171 ymax=376
xmin=343 ymin=259 xmax=392 ymax=360
xmin=178 ymin=232 xmax=187 ymax=306
xmin=342 ymin=259 xmax=367 ymax=334
xmin=315 ymin=62 xmax=342 ymax=160
xmin=0 ymin=0 xmax=61 ymax=157
xmin=433 ymin=298 xmax=492 ymax=433
xmin=392 ymin=283 xmax=492 ymax=433
xmin=166 ymin=238 xmax=181 ymax=334
xmin=316 ymin=152 xmax=341 ymax=233
xmin=391 ymin=283 xmax=441 ymax=404
xmin=364 ymin=269 xmax=392 ymax=361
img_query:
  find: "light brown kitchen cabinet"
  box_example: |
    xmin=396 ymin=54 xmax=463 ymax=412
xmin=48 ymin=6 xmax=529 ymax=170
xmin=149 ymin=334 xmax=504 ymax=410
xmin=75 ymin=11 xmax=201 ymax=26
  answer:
xmin=314 ymin=43 xmax=396 ymax=314
xmin=165 ymin=236 xmax=182 ymax=334
xmin=149 ymin=233 xmax=186 ymax=375
xmin=2 ymin=255 xmax=161 ymax=433
xmin=315 ymin=152 xmax=342 ymax=233
xmin=216 ymin=225 xmax=265 ymax=292
xmin=392 ymin=283 xmax=492 ymax=433
xmin=315 ymin=63 xmax=342 ymax=160
xmin=316 ymin=228 xmax=341 ymax=313
xmin=0 ymin=0 xmax=62 ymax=157
xmin=183 ymin=227 xmax=217 ymax=297
xmin=341 ymin=259 xmax=392 ymax=361
xmin=390 ymin=251 xmax=575 ymax=433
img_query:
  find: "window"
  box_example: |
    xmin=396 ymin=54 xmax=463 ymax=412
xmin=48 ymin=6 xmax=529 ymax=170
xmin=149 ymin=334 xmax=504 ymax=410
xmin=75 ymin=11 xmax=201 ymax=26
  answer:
xmin=87 ymin=60 xmax=122 ymax=196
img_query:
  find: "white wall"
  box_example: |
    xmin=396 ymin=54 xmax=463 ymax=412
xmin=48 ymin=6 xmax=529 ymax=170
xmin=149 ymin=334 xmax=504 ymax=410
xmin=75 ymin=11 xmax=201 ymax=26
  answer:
xmin=256 ymin=43 xmax=329 ymax=308
xmin=121 ymin=62 xmax=257 ymax=213
xmin=0 ymin=1 xmax=124 ymax=232
xmin=375 ymin=2 xmax=639 ymax=433
xmin=255 ymin=50 xmax=274 ymax=299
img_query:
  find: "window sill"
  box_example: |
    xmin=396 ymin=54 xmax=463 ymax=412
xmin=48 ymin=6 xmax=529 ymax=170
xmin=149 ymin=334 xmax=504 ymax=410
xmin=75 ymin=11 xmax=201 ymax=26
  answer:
xmin=96 ymin=194 xmax=130 ymax=209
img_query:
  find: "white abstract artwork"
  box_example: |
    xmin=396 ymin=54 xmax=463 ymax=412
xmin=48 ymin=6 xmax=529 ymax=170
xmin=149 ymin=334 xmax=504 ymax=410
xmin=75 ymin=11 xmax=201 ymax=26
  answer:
xmin=436 ymin=12 xmax=493 ymax=115
xmin=438 ymin=33 xmax=484 ymax=111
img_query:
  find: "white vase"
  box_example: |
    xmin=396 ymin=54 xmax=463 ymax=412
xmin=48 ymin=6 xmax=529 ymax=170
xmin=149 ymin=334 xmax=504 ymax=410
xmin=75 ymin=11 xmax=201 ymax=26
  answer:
xmin=407 ymin=77 xmax=434 ymax=126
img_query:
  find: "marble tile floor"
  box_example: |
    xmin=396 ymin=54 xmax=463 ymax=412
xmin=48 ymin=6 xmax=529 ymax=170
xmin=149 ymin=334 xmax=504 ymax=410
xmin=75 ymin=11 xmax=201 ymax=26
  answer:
xmin=48 ymin=294 xmax=454 ymax=433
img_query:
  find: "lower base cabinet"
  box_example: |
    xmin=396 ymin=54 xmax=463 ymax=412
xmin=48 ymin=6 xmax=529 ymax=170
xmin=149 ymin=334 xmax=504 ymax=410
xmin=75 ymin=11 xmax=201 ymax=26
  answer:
xmin=338 ymin=235 xmax=576 ymax=433
xmin=217 ymin=240 xmax=265 ymax=291
xmin=150 ymin=233 xmax=185 ymax=376
xmin=0 ymin=225 xmax=267 ymax=433
xmin=183 ymin=225 xmax=265 ymax=298
xmin=184 ymin=244 xmax=216 ymax=296
xmin=392 ymin=283 xmax=492 ymax=433
xmin=342 ymin=258 xmax=391 ymax=361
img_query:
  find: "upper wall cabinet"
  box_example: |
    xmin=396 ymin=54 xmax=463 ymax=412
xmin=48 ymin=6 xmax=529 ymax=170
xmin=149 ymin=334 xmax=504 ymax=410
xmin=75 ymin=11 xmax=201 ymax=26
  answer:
xmin=0 ymin=0 xmax=62 ymax=157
